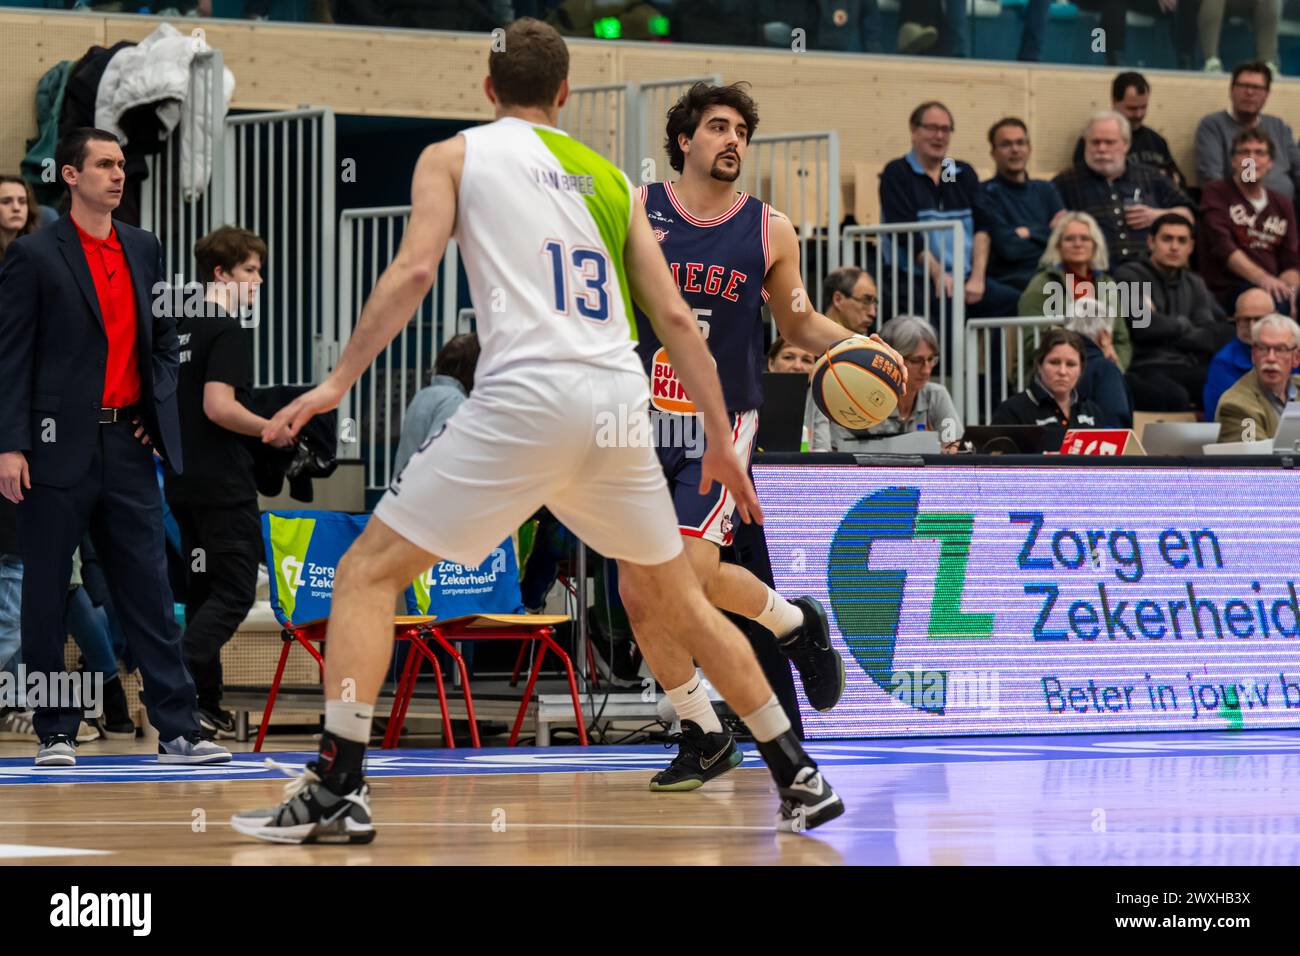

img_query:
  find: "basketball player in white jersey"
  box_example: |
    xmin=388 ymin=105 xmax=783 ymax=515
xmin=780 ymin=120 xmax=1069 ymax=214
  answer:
xmin=634 ymin=84 xmax=894 ymax=791
xmin=230 ymin=18 xmax=867 ymax=844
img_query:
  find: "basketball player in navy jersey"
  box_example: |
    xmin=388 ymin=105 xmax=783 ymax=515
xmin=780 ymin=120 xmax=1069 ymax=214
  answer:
xmin=634 ymin=83 xmax=901 ymax=791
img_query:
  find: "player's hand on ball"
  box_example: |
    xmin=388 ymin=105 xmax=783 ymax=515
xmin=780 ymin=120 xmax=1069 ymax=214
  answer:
xmin=838 ymin=333 xmax=909 ymax=390
xmin=263 ymin=380 xmax=344 ymax=445
xmin=700 ymin=444 xmax=764 ymax=525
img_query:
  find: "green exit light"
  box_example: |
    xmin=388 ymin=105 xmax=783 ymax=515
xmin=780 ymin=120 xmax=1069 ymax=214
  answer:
xmin=649 ymin=14 xmax=670 ymax=36
xmin=593 ymin=17 xmax=621 ymax=39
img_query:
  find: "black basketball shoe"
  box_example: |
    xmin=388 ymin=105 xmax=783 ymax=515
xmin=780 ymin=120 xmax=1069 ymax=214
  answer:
xmin=230 ymin=760 xmax=375 ymax=844
xmin=648 ymin=720 xmax=743 ymax=792
xmin=776 ymin=765 xmax=845 ymax=833
xmin=778 ymin=596 xmax=845 ymax=712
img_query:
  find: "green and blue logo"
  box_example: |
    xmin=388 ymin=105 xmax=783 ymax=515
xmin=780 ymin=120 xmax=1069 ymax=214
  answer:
xmin=827 ymin=487 xmax=993 ymax=714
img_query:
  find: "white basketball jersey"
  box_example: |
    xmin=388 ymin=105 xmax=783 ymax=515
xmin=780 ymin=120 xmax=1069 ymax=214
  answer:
xmin=455 ymin=117 xmax=644 ymax=382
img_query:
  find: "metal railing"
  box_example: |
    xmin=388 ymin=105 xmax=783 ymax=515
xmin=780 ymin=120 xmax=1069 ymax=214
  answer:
xmin=559 ymin=82 xmax=637 ymax=174
xmin=738 ymin=131 xmax=840 ymax=313
xmin=225 ymin=108 xmax=336 ymax=388
xmin=336 ymin=206 xmax=461 ymax=491
xmin=964 ymin=315 xmax=1064 ymax=426
xmin=634 ymin=75 xmax=722 ymax=181
xmin=842 ymin=220 xmax=967 ymax=418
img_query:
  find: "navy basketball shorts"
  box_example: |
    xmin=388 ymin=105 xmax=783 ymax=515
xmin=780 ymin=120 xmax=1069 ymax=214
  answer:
xmin=656 ymin=408 xmax=759 ymax=548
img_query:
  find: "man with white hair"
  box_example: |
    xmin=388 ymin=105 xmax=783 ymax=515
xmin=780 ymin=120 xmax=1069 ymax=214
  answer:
xmin=1216 ymin=313 xmax=1300 ymax=441
xmin=1065 ymin=298 xmax=1133 ymax=428
xmin=1203 ymin=286 xmax=1299 ymax=416
xmin=1052 ymin=110 xmax=1195 ymax=266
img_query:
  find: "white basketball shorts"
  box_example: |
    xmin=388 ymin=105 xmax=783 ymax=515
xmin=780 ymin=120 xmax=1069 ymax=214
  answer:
xmin=373 ymin=364 xmax=685 ymax=569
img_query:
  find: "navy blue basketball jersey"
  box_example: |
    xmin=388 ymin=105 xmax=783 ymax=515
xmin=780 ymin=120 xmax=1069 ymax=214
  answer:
xmin=633 ymin=181 xmax=770 ymax=415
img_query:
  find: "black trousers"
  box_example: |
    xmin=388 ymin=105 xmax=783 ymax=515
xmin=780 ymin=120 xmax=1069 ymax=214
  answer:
xmin=17 ymin=420 xmax=198 ymax=740
xmin=169 ymin=499 xmax=261 ymax=711
xmin=1127 ymin=363 xmax=1208 ymax=412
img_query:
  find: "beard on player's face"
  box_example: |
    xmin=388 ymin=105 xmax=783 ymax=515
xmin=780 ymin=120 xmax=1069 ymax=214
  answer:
xmin=708 ymin=148 xmax=742 ymax=182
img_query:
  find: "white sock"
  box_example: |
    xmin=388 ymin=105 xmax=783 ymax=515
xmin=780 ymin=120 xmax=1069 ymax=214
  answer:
xmin=666 ymin=675 xmax=722 ymax=734
xmin=324 ymin=699 xmax=374 ymax=744
xmin=753 ymin=588 xmax=804 ymax=640
xmin=741 ymin=694 xmax=791 ymax=743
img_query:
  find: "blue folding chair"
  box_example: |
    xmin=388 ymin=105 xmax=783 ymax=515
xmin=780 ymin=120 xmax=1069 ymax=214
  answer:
xmin=257 ymin=510 xmax=459 ymax=750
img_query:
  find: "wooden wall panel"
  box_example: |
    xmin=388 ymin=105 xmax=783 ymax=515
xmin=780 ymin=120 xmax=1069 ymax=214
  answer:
xmin=6 ymin=10 xmax=1300 ymax=210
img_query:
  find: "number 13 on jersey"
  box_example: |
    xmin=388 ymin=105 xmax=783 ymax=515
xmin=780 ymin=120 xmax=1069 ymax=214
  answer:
xmin=543 ymin=239 xmax=611 ymax=323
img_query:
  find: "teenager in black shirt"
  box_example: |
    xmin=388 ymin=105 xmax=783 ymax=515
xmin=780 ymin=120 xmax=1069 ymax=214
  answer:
xmin=164 ymin=227 xmax=292 ymax=737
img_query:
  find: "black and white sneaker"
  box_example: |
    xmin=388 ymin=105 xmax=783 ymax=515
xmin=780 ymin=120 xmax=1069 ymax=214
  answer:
xmin=230 ymin=760 xmax=376 ymax=845
xmin=35 ymin=734 xmax=77 ymax=767
xmin=778 ymin=596 xmax=846 ymax=712
xmin=158 ymin=733 xmax=232 ymax=764
xmin=198 ymin=706 xmax=236 ymax=740
xmin=776 ymin=766 xmax=845 ymax=833
xmin=648 ymin=720 xmax=743 ymax=792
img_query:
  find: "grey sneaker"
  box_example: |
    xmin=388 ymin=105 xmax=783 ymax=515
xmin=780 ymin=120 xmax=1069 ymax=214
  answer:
xmin=158 ymin=733 xmax=232 ymax=764
xmin=230 ymin=760 xmax=375 ymax=845
xmin=0 ymin=708 xmax=36 ymax=741
xmin=35 ymin=734 xmax=77 ymax=767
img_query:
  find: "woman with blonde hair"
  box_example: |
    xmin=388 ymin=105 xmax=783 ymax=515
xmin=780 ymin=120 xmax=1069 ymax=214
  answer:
xmin=1016 ymin=210 xmax=1130 ymax=381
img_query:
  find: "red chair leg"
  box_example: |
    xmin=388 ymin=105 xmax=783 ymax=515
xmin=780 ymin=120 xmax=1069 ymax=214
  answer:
xmin=429 ymin=630 xmax=480 ymax=748
xmin=255 ymin=639 xmax=295 ymax=752
xmin=509 ymin=641 xmax=548 ymax=746
xmin=540 ymin=631 xmax=588 ymax=746
xmin=384 ymin=643 xmax=422 ymax=749
xmin=510 ymin=641 xmax=529 ymax=687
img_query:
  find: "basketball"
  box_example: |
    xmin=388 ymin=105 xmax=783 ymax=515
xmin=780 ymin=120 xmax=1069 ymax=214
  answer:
xmin=811 ymin=336 xmax=906 ymax=430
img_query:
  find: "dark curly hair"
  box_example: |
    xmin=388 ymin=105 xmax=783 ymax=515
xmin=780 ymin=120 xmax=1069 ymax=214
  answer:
xmin=664 ymin=82 xmax=759 ymax=174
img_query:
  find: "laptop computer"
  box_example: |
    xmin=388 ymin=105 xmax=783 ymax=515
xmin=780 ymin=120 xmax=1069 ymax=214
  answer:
xmin=1273 ymin=401 xmax=1300 ymax=453
xmin=1141 ymin=422 xmax=1221 ymax=456
xmin=755 ymin=372 xmax=809 ymax=452
xmin=959 ymin=425 xmax=1047 ymax=454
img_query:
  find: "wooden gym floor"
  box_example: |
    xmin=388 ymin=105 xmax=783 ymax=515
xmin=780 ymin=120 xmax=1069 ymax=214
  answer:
xmin=2 ymin=730 xmax=1300 ymax=865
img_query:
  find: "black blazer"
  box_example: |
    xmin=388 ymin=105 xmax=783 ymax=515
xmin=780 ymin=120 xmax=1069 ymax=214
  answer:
xmin=0 ymin=215 xmax=183 ymax=487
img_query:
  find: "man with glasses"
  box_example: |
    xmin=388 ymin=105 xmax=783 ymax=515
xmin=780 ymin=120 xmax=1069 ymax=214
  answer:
xmin=1052 ymin=111 xmax=1195 ymax=267
xmin=1195 ymin=62 xmax=1300 ymax=202
xmin=1216 ymin=314 xmax=1300 ymax=442
xmin=1071 ymin=73 xmax=1184 ymax=187
xmin=821 ymin=266 xmax=878 ymax=334
xmin=980 ymin=117 xmax=1065 ymax=292
xmin=1198 ymin=129 xmax=1300 ymax=315
xmin=880 ymin=101 xmax=1019 ymax=323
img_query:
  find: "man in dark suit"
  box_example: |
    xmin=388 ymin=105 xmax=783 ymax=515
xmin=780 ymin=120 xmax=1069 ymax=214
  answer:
xmin=0 ymin=128 xmax=230 ymax=767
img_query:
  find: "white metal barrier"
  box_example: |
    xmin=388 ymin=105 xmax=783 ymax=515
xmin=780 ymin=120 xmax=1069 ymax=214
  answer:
xmin=141 ymin=48 xmax=227 ymax=291
xmin=633 ymin=75 xmax=722 ymax=180
xmin=559 ymin=82 xmax=637 ymax=173
xmin=224 ymin=108 xmax=336 ymax=388
xmin=739 ymin=131 xmax=841 ymax=314
xmin=964 ymin=315 xmax=1064 ymax=426
xmin=336 ymin=207 xmax=461 ymax=491
xmin=841 ymin=221 xmax=967 ymax=418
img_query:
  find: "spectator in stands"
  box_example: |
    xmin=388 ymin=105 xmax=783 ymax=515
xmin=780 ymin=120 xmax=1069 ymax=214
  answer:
xmin=1203 ymin=287 xmax=1299 ymax=415
xmin=880 ymin=101 xmax=1019 ymax=322
xmin=1074 ymin=1 xmax=1198 ymax=69
xmin=0 ymin=176 xmax=39 ymax=265
xmin=991 ymin=328 xmax=1106 ymax=449
xmin=1019 ymin=211 xmax=1131 ymax=372
xmin=811 ymin=315 xmax=961 ymax=452
xmin=166 ymin=226 xmax=288 ymax=740
xmin=1114 ymin=213 xmax=1227 ymax=411
xmin=809 ymin=0 xmax=884 ymax=54
xmin=1071 ymin=73 xmax=1185 ymax=187
xmin=1216 ymin=313 xmax=1300 ymax=442
xmin=821 ymin=266 xmax=878 ymax=334
xmin=0 ymin=495 xmax=27 ymax=739
xmin=1053 ymin=111 xmax=1195 ymax=267
xmin=1198 ymin=129 xmax=1300 ymax=315
xmin=1065 ymin=300 xmax=1134 ymax=429
xmin=1195 ymin=62 xmax=1300 ymax=201
xmin=981 ymin=117 xmax=1065 ymax=292
xmin=767 ymin=337 xmax=816 ymax=374
xmin=1197 ymin=0 xmax=1279 ymax=75
xmin=392 ymin=333 xmax=481 ymax=477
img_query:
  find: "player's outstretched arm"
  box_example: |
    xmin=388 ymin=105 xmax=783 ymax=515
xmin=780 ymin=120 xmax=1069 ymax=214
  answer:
xmin=763 ymin=209 xmax=907 ymax=387
xmin=624 ymin=204 xmax=762 ymax=524
xmin=262 ymin=137 xmax=461 ymax=444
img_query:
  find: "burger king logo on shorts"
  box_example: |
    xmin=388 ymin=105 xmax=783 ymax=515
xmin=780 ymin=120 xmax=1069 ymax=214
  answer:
xmin=650 ymin=347 xmax=698 ymax=415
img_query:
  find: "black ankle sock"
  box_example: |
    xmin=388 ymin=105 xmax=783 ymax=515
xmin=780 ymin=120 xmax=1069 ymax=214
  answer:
xmin=315 ymin=730 xmax=366 ymax=786
xmin=756 ymin=730 xmax=815 ymax=788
